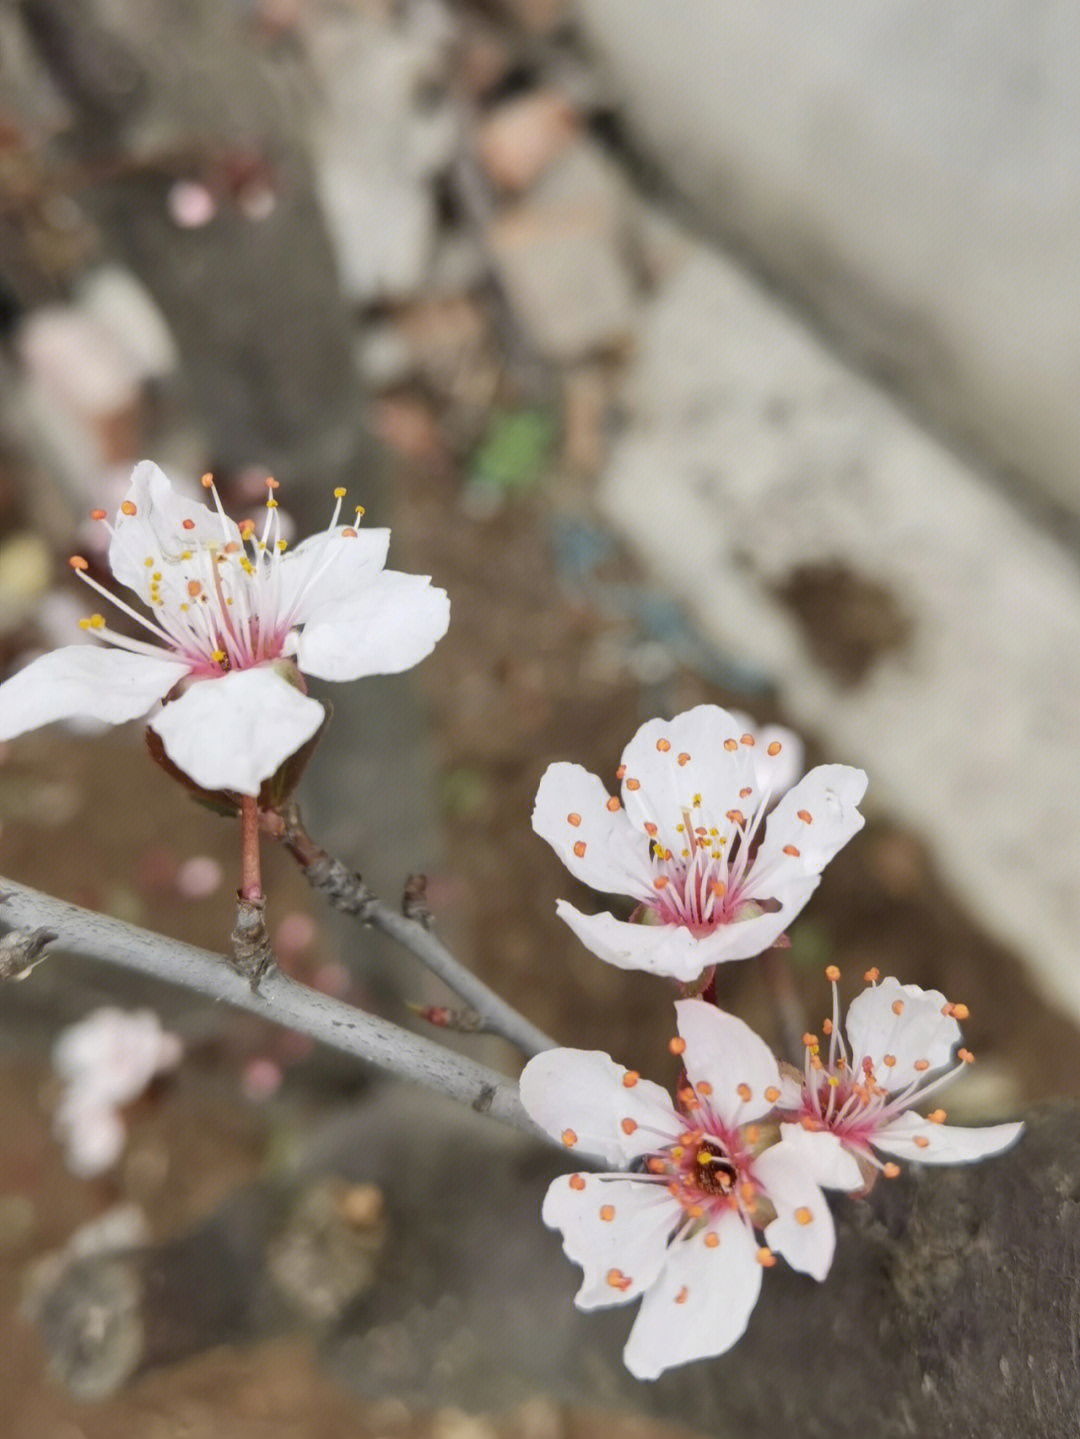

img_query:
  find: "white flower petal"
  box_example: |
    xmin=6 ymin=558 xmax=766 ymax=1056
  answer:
xmin=674 ymin=1000 xmax=781 ymax=1126
xmin=844 ymin=978 xmax=961 ymax=1091
xmin=293 ymin=570 xmax=449 ymax=681
xmin=754 ymin=1145 xmax=836 ymax=1281
xmin=0 ymin=645 xmax=187 ymax=741
xmin=777 ymin=1122 xmax=865 ymax=1191
xmin=519 ymin=1048 xmax=682 ymax=1166
xmin=148 ymin=665 xmax=325 ymax=795
xmin=871 ymin=1112 xmax=1024 ymax=1166
xmin=622 ymin=1212 xmax=762 ymax=1380
xmin=110 ymin=461 xmax=240 ymax=602
xmin=277 ymin=528 xmax=390 ymax=623
xmin=729 ymin=712 xmax=805 ymax=799
xmin=751 ymin=764 xmax=868 ymax=892
xmin=618 ymin=707 xmax=757 ymax=850
xmin=555 ymin=902 xmax=712 ymax=982
xmin=533 ymin=763 xmax=653 ymax=896
xmin=541 ymin=1173 xmax=677 ymax=1310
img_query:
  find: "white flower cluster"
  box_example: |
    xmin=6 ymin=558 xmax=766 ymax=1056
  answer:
xmin=0 ymin=462 xmax=1024 ymax=1383
xmin=522 ymin=705 xmax=1023 ymax=1378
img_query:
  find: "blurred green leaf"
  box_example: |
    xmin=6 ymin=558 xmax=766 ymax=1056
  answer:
xmin=468 ymin=406 xmax=556 ymax=493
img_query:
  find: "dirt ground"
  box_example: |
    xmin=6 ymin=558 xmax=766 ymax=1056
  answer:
xmin=1 ymin=437 xmax=1078 ymax=1436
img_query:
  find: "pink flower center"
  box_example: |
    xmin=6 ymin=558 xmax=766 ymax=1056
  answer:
xmin=639 ymin=801 xmax=777 ymax=935
xmin=72 ymin=476 xmax=363 ymax=679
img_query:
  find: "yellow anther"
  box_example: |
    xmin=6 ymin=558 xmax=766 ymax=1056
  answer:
xmin=354 ymin=505 xmax=365 ymax=518
xmin=334 ymin=487 xmax=347 ymax=498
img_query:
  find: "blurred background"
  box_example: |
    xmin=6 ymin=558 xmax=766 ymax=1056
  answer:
xmin=0 ymin=1 xmax=1078 ymax=1435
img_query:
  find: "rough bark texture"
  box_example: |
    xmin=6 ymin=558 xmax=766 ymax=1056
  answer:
xmin=30 ymin=1092 xmax=1077 ymax=1438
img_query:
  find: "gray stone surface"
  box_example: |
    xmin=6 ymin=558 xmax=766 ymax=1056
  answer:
xmin=597 ymin=238 xmax=1080 ymax=1028
xmin=577 ymin=0 xmax=1080 ymax=521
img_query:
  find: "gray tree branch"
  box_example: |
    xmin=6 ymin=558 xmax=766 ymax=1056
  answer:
xmin=0 ymin=876 xmax=534 ymax=1135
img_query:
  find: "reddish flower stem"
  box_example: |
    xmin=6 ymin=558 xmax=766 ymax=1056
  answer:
xmin=238 ymin=795 xmax=263 ymax=901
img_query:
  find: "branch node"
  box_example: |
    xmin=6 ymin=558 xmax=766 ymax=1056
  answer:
xmin=303 ymin=854 xmax=374 ymax=919
xmin=0 ymin=925 xmax=58 ymax=981
xmin=402 ymin=873 xmax=433 ymax=929
xmin=230 ymin=895 xmax=275 ymax=991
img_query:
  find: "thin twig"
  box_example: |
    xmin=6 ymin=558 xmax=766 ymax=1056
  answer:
xmin=0 ymin=876 xmax=535 ymax=1136
xmin=262 ymin=804 xmax=557 ymax=1057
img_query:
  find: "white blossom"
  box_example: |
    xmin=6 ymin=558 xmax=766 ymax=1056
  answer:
xmin=520 ymin=1000 xmax=844 ymax=1380
xmin=0 ymin=461 xmax=450 ymax=795
xmin=532 ymin=705 xmax=866 ymax=982
xmin=781 ymin=972 xmax=1023 ymax=1186
xmin=52 ymin=1007 xmax=183 ymax=1178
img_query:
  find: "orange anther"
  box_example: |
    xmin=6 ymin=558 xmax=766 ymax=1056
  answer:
xmin=647 ymin=1158 xmax=666 ymax=1173
xmin=674 ymin=1285 xmax=689 ymax=1303
xmin=654 ymin=876 xmax=669 ymax=890
xmin=892 ymin=999 xmax=905 ymax=1015
xmin=182 ymin=517 xmax=196 ymax=530
xmin=740 ymin=733 xmax=755 ymax=746
xmin=621 ymin=1117 xmax=638 ymax=1135
xmin=723 ymin=738 xmax=738 ymax=751
xmin=704 ymin=1231 xmax=720 ymax=1248
xmin=567 ymin=812 xmax=582 ymax=826
xmin=952 ymin=1003 xmax=970 ymax=1021
xmin=599 ymin=1204 xmax=615 ymax=1222
xmin=740 ymin=1181 xmax=756 ymax=1203
xmin=606 ymin=1269 xmax=631 ymax=1292
xmin=266 ymin=477 xmax=281 ymax=490
xmin=656 ymin=738 xmax=671 ymax=752
xmin=68 ymin=555 xmax=89 ymax=571
xmin=756 ymin=1247 xmax=776 ymax=1267
xmin=882 ymin=1162 xmax=901 ymax=1178
xmin=622 ymin=1071 xmax=639 ymax=1088
xmin=864 ymin=967 xmax=880 ymax=983
xmin=913 ymin=1059 xmax=930 ymax=1072
xmin=697 ymin=1081 xmax=712 ymax=1096
xmin=573 ymin=841 xmax=586 ymax=858
xmin=913 ymin=1135 xmax=930 ymax=1149
xmin=606 ymin=796 xmax=621 ymax=812
xmin=709 ymin=881 xmax=726 ymax=898
xmin=883 ymin=1054 xmax=896 ymax=1068
xmin=186 ymin=579 xmax=202 ymax=597
xmin=764 ymin=1086 xmax=780 ymax=1103
xmin=615 ymin=764 xmax=626 ymax=779
xmin=677 ymin=752 xmax=691 ymax=766
xmin=958 ymin=1048 xmax=974 ymax=1064
xmin=796 ymin=809 xmax=813 ymax=824
xmin=341 ymin=527 xmax=358 ymax=537
xmin=802 ymin=1033 xmax=818 ymax=1049
xmin=783 ymin=844 xmax=800 ymax=857
xmin=120 ymin=500 xmax=137 ymax=516
xmin=744 ymin=1125 xmax=760 ymax=1144
xmin=767 ymin=741 xmax=782 ymax=756
xmin=736 ymin=1083 xmax=752 ymax=1101
xmin=686 ymin=1204 xmax=703 ymax=1219
xmin=794 ymin=1207 xmax=813 ymax=1225
xmin=927 ymin=1109 xmax=947 ymax=1124
xmin=739 ymin=787 xmax=752 ymax=799
xmin=669 ymin=1037 xmax=686 ymax=1056
xmin=825 ymin=964 xmax=841 ymax=982
xmin=569 ymin=1173 xmax=585 ymax=1191
xmin=90 ymin=508 xmax=107 ymax=521
xmin=561 ymin=1129 xmax=577 ymax=1147
xmin=822 ymin=1019 xmax=834 ymax=1035
xmin=626 ymin=778 xmax=641 ymax=791
xmin=644 ymin=821 xmax=658 ymax=836
xmin=726 ymin=810 xmax=745 ymax=826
